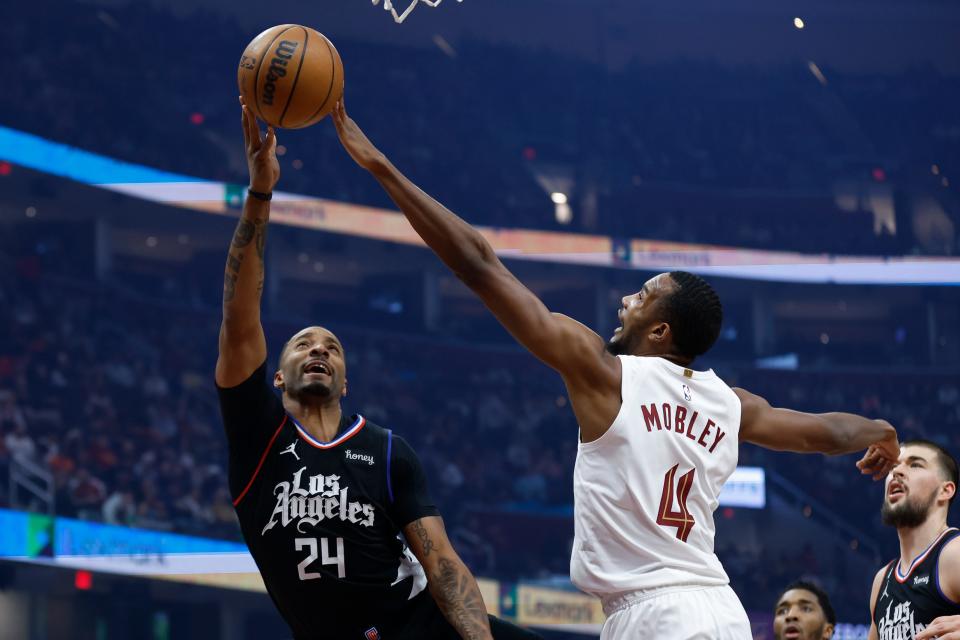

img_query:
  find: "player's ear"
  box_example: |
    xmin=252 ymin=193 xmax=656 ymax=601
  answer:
xmin=649 ymin=321 xmax=670 ymax=343
xmin=274 ymin=369 xmax=285 ymax=391
xmin=341 ymin=378 xmax=348 ymax=398
xmin=941 ymin=480 xmax=956 ymax=503
xmin=822 ymin=624 xmax=834 ymax=640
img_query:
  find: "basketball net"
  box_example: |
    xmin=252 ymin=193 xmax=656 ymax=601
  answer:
xmin=372 ymin=0 xmax=463 ymax=24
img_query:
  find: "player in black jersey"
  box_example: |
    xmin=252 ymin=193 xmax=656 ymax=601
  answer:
xmin=868 ymin=440 xmax=960 ymax=640
xmin=215 ymin=99 xmax=542 ymax=640
xmin=773 ymin=581 xmax=836 ymax=640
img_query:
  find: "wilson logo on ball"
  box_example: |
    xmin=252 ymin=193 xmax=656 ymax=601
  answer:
xmin=262 ymin=40 xmax=300 ymax=106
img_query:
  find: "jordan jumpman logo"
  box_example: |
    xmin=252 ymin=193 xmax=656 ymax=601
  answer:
xmin=280 ymin=440 xmax=300 ymax=461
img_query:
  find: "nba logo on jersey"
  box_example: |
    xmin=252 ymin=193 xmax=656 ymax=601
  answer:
xmin=364 ymin=628 xmax=380 ymax=640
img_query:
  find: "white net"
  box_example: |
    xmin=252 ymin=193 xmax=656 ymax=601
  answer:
xmin=371 ymin=0 xmax=463 ymax=24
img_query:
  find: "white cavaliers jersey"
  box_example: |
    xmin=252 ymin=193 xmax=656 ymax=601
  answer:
xmin=570 ymin=355 xmax=741 ymax=597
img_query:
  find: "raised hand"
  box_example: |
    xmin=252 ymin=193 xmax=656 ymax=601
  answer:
xmin=855 ymin=422 xmax=900 ymax=480
xmin=240 ymin=96 xmax=280 ymax=193
xmin=331 ymin=100 xmax=387 ymax=172
xmin=915 ymin=615 xmax=960 ymax=640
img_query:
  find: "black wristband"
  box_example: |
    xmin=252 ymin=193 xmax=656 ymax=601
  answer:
xmin=247 ymin=189 xmax=273 ymax=201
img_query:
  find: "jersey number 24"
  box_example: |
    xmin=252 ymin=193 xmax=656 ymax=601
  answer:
xmin=295 ymin=537 xmax=346 ymax=580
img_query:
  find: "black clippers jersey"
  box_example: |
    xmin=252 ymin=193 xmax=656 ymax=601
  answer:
xmin=217 ymin=362 xmax=441 ymax=639
xmin=874 ymin=528 xmax=960 ymax=640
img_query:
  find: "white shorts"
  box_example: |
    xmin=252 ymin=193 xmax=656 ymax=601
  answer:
xmin=599 ymin=584 xmax=752 ymax=640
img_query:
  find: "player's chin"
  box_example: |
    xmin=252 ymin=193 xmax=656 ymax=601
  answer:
xmin=604 ymin=335 xmax=626 ymax=356
xmin=298 ymin=380 xmax=336 ymax=397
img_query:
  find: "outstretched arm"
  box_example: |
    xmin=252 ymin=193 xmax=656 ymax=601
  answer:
xmin=331 ymin=102 xmax=620 ymax=438
xmin=215 ymin=99 xmax=280 ymax=388
xmin=405 ymin=517 xmax=493 ymax=640
xmin=735 ymin=387 xmax=899 ymax=478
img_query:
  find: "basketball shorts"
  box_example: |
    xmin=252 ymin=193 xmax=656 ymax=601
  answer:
xmin=600 ymin=584 xmax=751 ymax=640
xmin=400 ymin=590 xmax=543 ymax=639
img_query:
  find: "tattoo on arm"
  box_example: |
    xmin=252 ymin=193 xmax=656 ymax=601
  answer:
xmin=223 ymin=216 xmax=268 ymax=304
xmin=411 ymin=519 xmax=436 ymax=557
xmin=431 ymin=557 xmax=491 ymax=640
xmin=255 ymin=222 xmax=267 ymax=260
xmin=232 ymin=219 xmax=257 ymax=248
xmin=223 ymin=253 xmax=243 ymax=303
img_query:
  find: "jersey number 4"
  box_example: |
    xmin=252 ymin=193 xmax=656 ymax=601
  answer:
xmin=656 ymin=464 xmax=696 ymax=542
xmin=295 ymin=537 xmax=346 ymax=580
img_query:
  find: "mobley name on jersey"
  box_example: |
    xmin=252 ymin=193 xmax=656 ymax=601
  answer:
xmin=639 ymin=400 xmax=728 ymax=454
xmin=262 ymin=465 xmax=376 ymax=535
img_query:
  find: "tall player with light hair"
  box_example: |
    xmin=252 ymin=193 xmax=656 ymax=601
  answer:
xmin=869 ymin=440 xmax=960 ymax=640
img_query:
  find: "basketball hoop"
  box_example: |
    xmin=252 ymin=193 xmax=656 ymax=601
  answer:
xmin=371 ymin=0 xmax=463 ymax=24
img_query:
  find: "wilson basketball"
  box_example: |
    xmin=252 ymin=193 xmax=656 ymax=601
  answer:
xmin=238 ymin=25 xmax=344 ymax=129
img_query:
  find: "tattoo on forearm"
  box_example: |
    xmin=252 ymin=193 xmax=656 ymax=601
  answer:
xmin=223 ymin=252 xmax=243 ymax=303
xmin=432 ymin=557 xmax=490 ymax=640
xmin=224 ymin=215 xmax=268 ymax=304
xmin=232 ymin=219 xmax=256 ymax=248
xmin=412 ymin=519 xmax=435 ymax=557
xmin=255 ymin=223 xmax=267 ymax=260
xmin=224 ymin=271 xmax=238 ymax=302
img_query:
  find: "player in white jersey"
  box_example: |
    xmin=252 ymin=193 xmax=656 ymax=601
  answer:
xmin=329 ymin=101 xmax=902 ymax=639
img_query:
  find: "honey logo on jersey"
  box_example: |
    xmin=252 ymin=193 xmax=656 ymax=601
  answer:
xmin=345 ymin=449 xmax=375 ymax=466
xmin=262 ymin=466 xmax=375 ymax=535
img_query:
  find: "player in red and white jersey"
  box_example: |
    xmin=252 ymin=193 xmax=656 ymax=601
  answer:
xmin=330 ymin=101 xmax=901 ymax=639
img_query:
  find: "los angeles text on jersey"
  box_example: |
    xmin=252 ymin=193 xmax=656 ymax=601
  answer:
xmin=641 ymin=403 xmax=727 ymax=453
xmin=877 ymin=600 xmax=926 ymax=640
xmin=262 ymin=466 xmax=376 ymax=535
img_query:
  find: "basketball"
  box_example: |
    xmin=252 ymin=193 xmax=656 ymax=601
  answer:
xmin=237 ymin=24 xmax=344 ymax=129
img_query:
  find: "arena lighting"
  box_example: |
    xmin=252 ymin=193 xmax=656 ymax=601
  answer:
xmin=25 ymin=206 xmax=37 ymax=218
xmin=550 ymin=192 xmax=568 ymax=204
xmin=74 ymin=570 xmax=93 ymax=590
xmin=0 ymin=161 xmax=11 ymax=176
xmin=932 ymin=164 xmax=941 ymax=175
xmin=4 ymin=124 xmax=960 ymax=284
xmin=793 ymin=17 xmax=805 ymax=29
xmin=807 ymin=61 xmax=828 ymax=86
xmin=189 ymin=113 xmax=204 ymax=125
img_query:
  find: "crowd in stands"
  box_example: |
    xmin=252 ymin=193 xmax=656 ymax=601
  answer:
xmin=2 ymin=2 xmax=958 ymax=255
xmin=0 ymin=252 xmax=957 ymax=619
xmin=3 ymin=0 xmax=960 ymax=624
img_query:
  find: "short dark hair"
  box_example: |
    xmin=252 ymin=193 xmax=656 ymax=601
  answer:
xmin=777 ymin=580 xmax=837 ymax=626
xmin=902 ymin=439 xmax=958 ymax=504
xmin=662 ymin=271 xmax=723 ymax=359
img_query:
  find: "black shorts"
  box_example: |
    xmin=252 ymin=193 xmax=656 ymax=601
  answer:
xmin=401 ymin=590 xmax=543 ymax=640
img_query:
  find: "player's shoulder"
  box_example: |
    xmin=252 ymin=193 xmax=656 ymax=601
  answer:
xmin=358 ymin=416 xmax=388 ymax=437
xmin=872 ymin=559 xmax=893 ymax=591
xmin=940 ymin=529 xmax=960 ymax=561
